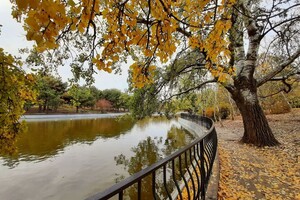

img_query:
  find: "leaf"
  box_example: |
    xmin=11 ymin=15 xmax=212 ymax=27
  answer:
xmin=68 ymin=0 xmax=76 ymax=7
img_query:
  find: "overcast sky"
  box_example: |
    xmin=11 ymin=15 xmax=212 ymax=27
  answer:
xmin=0 ymin=0 xmax=129 ymax=91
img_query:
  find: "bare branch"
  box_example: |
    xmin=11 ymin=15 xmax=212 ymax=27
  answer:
xmin=261 ymin=16 xmax=300 ymax=39
xmin=258 ymin=78 xmax=298 ymax=98
xmin=165 ymin=79 xmax=217 ymax=100
xmin=257 ymin=48 xmax=300 ymax=87
xmin=175 ymin=27 xmax=192 ymax=37
xmin=259 ymin=89 xmax=284 ymax=98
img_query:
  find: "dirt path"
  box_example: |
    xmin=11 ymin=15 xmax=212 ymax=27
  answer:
xmin=216 ymin=109 xmax=300 ymax=200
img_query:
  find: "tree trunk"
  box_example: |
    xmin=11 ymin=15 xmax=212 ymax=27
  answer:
xmin=76 ymin=106 xmax=79 ymax=113
xmin=230 ymin=86 xmax=280 ymax=147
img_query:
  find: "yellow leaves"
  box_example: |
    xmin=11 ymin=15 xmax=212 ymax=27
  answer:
xmin=144 ymin=49 xmax=152 ymax=57
xmin=92 ymin=54 xmax=112 ymax=73
xmin=14 ymin=0 xmax=103 ymax=52
xmin=99 ymin=0 xmax=181 ymax=65
xmin=227 ymin=0 xmax=237 ymax=5
xmin=203 ymin=19 xmax=231 ymax=52
xmin=11 ymin=0 xmax=237 ymax=87
xmin=223 ymin=20 xmax=232 ymax=31
xmin=218 ymin=73 xmax=228 ymax=82
xmin=189 ymin=36 xmax=201 ymax=49
xmin=204 ymin=11 xmax=214 ymax=23
xmin=130 ymin=63 xmax=156 ymax=88
xmin=217 ymin=116 xmax=300 ymax=200
xmin=68 ymin=0 xmax=76 ymax=7
xmin=16 ymin=0 xmax=71 ymax=52
xmin=182 ymin=0 xmax=235 ymax=83
xmin=78 ymin=23 xmax=85 ymax=34
xmin=197 ymin=18 xmax=233 ymax=81
xmin=15 ymin=0 xmax=30 ymax=10
xmin=0 ymin=50 xmax=37 ymax=155
xmin=227 ymin=66 xmax=236 ymax=75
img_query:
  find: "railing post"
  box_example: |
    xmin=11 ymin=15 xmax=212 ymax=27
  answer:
xmin=138 ymin=180 xmax=141 ymax=200
xmin=152 ymin=171 xmax=157 ymax=200
xmin=200 ymin=140 xmax=206 ymax=200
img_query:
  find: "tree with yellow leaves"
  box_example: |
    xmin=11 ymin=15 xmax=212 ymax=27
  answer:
xmin=0 ymin=48 xmax=36 ymax=154
xmin=8 ymin=0 xmax=300 ymax=146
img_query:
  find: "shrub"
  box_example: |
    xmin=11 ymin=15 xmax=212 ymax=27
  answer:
xmin=270 ymin=100 xmax=291 ymax=114
xmin=219 ymin=103 xmax=230 ymax=119
xmin=204 ymin=107 xmax=215 ymax=119
xmin=204 ymin=104 xmax=231 ymax=120
xmin=288 ymin=96 xmax=300 ymax=108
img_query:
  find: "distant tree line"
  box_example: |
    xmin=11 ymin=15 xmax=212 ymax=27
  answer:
xmin=24 ymin=71 xmax=299 ymax=117
xmin=25 ymin=73 xmax=131 ymax=113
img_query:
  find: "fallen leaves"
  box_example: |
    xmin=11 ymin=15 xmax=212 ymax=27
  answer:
xmin=217 ymin=109 xmax=300 ymax=200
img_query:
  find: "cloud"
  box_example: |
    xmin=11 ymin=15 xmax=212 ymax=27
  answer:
xmin=0 ymin=0 xmax=34 ymax=55
xmin=0 ymin=0 xmax=129 ymax=91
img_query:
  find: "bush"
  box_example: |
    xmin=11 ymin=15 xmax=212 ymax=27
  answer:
xmin=270 ymin=100 xmax=291 ymax=114
xmin=204 ymin=104 xmax=231 ymax=120
xmin=260 ymin=92 xmax=291 ymax=114
xmin=204 ymin=107 xmax=215 ymax=119
xmin=219 ymin=104 xmax=230 ymax=119
xmin=289 ymin=97 xmax=300 ymax=108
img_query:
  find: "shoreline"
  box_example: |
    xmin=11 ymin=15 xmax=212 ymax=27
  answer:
xmin=20 ymin=113 xmax=127 ymax=122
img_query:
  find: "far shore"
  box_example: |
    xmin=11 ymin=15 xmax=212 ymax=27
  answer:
xmin=20 ymin=113 xmax=127 ymax=122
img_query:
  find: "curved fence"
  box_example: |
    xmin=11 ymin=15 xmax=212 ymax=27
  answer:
xmin=86 ymin=113 xmax=218 ymax=200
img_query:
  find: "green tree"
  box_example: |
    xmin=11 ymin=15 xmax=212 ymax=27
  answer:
xmin=119 ymin=93 xmax=131 ymax=111
xmin=36 ymin=75 xmax=67 ymax=112
xmin=102 ymin=89 xmax=122 ymax=110
xmin=89 ymin=86 xmax=101 ymax=100
xmin=129 ymin=85 xmax=160 ymax=119
xmin=68 ymin=85 xmax=93 ymax=113
xmin=82 ymin=86 xmax=100 ymax=110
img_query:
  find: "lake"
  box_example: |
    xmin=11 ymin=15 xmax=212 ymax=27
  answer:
xmin=0 ymin=116 xmax=195 ymax=200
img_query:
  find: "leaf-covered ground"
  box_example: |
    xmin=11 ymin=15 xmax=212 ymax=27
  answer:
xmin=216 ymin=109 xmax=300 ymax=200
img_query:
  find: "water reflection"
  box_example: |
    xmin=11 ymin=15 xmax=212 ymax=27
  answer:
xmin=1 ymin=118 xmax=134 ymax=168
xmin=114 ymin=125 xmax=195 ymax=199
xmin=134 ymin=116 xmax=171 ymax=130
xmin=0 ymin=117 xmax=194 ymax=200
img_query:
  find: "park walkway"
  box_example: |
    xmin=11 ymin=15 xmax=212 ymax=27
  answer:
xmin=215 ymin=109 xmax=300 ymax=200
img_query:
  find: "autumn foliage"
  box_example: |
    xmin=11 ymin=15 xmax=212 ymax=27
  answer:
xmin=11 ymin=0 xmax=236 ymax=87
xmin=95 ymin=99 xmax=113 ymax=112
xmin=217 ymin=111 xmax=300 ymax=199
xmin=0 ymin=48 xmax=36 ymax=154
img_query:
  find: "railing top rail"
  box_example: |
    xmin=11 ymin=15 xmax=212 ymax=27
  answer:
xmin=86 ymin=114 xmax=215 ymax=200
xmin=180 ymin=113 xmax=215 ymax=134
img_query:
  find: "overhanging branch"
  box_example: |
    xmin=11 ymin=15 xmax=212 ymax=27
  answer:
xmin=165 ymin=79 xmax=217 ymax=101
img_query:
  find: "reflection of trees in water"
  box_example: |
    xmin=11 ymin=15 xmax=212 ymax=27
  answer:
xmin=114 ymin=125 xmax=195 ymax=199
xmin=134 ymin=116 xmax=170 ymax=130
xmin=163 ymin=126 xmax=194 ymax=155
xmin=0 ymin=118 xmax=134 ymax=168
xmin=115 ymin=137 xmax=161 ymax=199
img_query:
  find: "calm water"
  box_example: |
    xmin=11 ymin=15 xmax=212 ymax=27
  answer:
xmin=0 ymin=116 xmax=194 ymax=200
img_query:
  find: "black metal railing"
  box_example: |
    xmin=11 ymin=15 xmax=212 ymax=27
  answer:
xmin=86 ymin=113 xmax=218 ymax=200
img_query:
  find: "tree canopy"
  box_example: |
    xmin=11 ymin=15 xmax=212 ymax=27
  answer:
xmin=11 ymin=0 xmax=236 ymax=84
xmin=10 ymin=0 xmax=299 ymax=87
xmin=35 ymin=74 xmax=67 ymax=112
